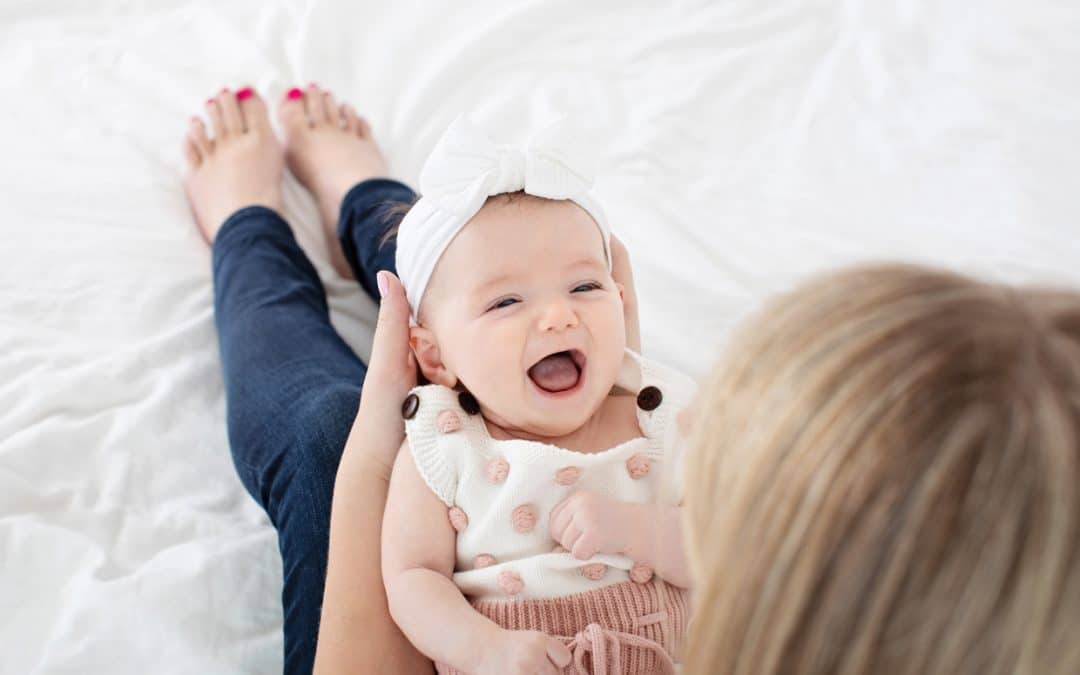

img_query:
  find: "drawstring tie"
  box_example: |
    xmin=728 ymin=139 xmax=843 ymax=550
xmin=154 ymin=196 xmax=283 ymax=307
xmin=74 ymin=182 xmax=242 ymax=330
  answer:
xmin=564 ymin=622 xmax=676 ymax=674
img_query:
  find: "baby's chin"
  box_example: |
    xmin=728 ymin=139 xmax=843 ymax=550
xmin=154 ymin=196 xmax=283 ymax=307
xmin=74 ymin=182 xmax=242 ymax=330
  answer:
xmin=489 ymin=386 xmax=612 ymax=439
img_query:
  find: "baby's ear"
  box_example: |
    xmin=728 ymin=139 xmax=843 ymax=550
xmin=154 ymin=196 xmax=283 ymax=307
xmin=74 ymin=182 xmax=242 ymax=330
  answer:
xmin=409 ymin=325 xmax=457 ymax=388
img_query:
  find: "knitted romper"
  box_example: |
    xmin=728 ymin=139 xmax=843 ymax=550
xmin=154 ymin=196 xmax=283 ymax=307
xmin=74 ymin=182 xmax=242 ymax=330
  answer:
xmin=402 ymin=349 xmax=695 ymax=675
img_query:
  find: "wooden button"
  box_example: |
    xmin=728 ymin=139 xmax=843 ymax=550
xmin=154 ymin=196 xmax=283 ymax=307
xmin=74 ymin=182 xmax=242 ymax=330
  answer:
xmin=636 ymin=385 xmax=663 ymax=411
xmin=401 ymin=393 xmax=420 ymax=419
xmin=458 ymin=391 xmax=481 ymax=415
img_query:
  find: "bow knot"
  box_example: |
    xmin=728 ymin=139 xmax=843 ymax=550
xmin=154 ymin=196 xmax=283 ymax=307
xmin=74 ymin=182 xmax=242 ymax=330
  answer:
xmin=565 ymin=622 xmax=676 ymax=675
xmin=492 ymin=145 xmax=527 ymax=195
xmin=419 ymin=115 xmax=599 ymax=216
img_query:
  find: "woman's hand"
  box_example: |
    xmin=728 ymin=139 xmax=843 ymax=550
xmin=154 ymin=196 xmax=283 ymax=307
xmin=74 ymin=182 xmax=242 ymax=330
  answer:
xmin=315 ymin=270 xmax=433 ymax=675
xmin=346 ymin=270 xmax=418 ymax=477
xmin=610 ymin=234 xmax=641 ymax=353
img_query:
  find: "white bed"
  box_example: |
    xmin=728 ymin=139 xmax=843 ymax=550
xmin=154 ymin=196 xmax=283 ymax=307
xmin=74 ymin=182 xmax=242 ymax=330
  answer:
xmin=2 ymin=0 xmax=1077 ymax=672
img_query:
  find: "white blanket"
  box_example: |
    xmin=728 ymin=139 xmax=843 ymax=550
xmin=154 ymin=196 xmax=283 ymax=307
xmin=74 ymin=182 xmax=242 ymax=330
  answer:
xmin=2 ymin=1 xmax=1078 ymax=672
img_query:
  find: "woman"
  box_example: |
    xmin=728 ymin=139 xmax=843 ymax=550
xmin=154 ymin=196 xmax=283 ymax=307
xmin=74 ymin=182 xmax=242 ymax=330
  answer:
xmin=184 ymin=86 xmax=1079 ymax=674
xmin=681 ymin=264 xmax=1080 ymax=675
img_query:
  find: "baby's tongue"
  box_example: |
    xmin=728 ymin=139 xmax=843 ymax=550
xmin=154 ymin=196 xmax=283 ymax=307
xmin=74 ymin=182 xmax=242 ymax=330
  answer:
xmin=528 ymin=352 xmax=579 ymax=392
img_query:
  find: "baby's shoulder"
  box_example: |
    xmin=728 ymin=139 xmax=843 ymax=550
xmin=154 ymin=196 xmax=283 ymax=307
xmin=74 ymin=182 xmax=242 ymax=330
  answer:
xmin=400 ymin=383 xmax=488 ymax=506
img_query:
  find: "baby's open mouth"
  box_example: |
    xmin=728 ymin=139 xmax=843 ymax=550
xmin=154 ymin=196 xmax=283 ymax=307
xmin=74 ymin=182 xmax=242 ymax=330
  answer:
xmin=527 ymin=349 xmax=586 ymax=393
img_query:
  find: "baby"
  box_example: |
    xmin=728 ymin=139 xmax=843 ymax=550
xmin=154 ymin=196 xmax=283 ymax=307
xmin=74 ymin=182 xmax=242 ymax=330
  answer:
xmin=381 ymin=117 xmax=695 ymax=675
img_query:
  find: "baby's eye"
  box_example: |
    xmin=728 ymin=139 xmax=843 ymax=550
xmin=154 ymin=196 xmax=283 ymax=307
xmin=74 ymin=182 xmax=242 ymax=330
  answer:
xmin=572 ymin=282 xmax=602 ymax=293
xmin=487 ymin=297 xmax=519 ymax=312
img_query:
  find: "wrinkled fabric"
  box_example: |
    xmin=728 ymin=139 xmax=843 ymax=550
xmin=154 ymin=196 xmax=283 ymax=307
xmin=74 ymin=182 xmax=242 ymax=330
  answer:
xmin=2 ymin=1 xmax=1078 ymax=673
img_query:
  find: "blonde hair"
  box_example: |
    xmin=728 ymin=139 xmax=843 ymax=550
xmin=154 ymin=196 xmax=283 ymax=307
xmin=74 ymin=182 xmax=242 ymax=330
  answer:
xmin=683 ymin=263 xmax=1080 ymax=675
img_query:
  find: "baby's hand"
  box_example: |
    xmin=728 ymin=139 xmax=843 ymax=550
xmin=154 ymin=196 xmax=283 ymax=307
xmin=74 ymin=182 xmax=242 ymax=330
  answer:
xmin=548 ymin=491 xmax=635 ymax=560
xmin=476 ymin=629 xmax=571 ymax=675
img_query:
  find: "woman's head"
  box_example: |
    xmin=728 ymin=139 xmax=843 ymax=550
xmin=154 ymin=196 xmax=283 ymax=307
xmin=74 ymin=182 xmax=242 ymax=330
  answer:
xmin=684 ymin=264 xmax=1080 ymax=675
xmin=406 ymin=192 xmax=627 ymax=437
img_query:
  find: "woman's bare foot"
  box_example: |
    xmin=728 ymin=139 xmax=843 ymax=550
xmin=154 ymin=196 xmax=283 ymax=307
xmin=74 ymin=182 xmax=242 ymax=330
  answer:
xmin=182 ymin=86 xmax=285 ymax=244
xmin=278 ymin=83 xmax=390 ymax=279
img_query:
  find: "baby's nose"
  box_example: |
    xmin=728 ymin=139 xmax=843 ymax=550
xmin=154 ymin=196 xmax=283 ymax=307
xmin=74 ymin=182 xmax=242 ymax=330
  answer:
xmin=539 ymin=300 xmax=578 ymax=331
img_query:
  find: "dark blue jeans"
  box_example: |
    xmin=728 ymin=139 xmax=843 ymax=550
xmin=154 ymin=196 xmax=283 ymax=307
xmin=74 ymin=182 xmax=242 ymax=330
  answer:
xmin=211 ymin=178 xmax=416 ymax=674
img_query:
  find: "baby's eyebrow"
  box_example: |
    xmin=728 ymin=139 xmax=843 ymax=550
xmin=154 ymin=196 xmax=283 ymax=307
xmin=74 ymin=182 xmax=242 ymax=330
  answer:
xmin=473 ymin=272 xmax=517 ymax=294
xmin=565 ymin=257 xmax=606 ymax=272
xmin=472 ymin=257 xmax=606 ymax=295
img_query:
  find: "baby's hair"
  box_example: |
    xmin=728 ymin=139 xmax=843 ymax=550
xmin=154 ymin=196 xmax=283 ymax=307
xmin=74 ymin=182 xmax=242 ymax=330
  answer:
xmin=683 ymin=263 xmax=1080 ymax=675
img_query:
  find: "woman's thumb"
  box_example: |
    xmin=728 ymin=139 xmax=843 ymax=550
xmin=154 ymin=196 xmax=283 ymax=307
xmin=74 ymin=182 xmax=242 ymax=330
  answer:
xmin=370 ymin=271 xmax=412 ymax=368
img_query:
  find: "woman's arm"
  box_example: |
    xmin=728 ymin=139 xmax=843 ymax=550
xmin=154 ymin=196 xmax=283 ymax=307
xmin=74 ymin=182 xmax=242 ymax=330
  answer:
xmin=622 ymin=504 xmax=692 ymax=589
xmin=314 ymin=272 xmax=434 ymax=675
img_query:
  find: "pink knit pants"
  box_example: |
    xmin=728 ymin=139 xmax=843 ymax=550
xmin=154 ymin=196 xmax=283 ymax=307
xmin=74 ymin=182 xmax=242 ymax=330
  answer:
xmin=437 ymin=580 xmax=688 ymax=675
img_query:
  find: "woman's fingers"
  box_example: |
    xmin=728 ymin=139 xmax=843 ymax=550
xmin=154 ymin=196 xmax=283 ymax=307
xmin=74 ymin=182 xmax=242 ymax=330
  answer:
xmin=352 ymin=271 xmax=417 ymax=471
xmin=609 ymin=235 xmax=641 ymax=352
xmin=367 ymin=271 xmax=417 ymax=384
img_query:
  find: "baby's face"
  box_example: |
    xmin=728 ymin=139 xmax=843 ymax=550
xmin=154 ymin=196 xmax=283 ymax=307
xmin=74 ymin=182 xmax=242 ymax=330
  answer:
xmin=413 ymin=195 xmax=626 ymax=438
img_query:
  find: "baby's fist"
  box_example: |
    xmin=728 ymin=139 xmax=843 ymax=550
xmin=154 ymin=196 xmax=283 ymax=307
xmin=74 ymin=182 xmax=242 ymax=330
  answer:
xmin=548 ymin=491 xmax=635 ymax=560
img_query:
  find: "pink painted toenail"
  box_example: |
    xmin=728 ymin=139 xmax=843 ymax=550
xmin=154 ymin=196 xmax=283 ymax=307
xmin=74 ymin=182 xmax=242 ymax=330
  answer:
xmin=219 ymin=87 xmax=229 ymax=93
xmin=205 ymin=98 xmax=215 ymax=105
xmin=236 ymin=87 xmax=254 ymax=101
xmin=308 ymin=81 xmax=319 ymax=88
xmin=286 ymin=88 xmax=303 ymax=100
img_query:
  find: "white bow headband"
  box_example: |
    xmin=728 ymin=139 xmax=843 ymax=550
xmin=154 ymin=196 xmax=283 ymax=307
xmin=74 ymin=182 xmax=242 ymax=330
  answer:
xmin=394 ymin=115 xmax=612 ymax=320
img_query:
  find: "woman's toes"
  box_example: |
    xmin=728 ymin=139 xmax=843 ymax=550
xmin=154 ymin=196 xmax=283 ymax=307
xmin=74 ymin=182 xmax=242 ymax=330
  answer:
xmin=355 ymin=114 xmax=372 ymax=137
xmin=237 ymin=87 xmax=270 ymax=134
xmin=189 ymin=117 xmax=212 ymax=157
xmin=206 ymin=96 xmax=227 ymax=139
xmin=304 ymin=83 xmax=326 ymax=126
xmin=340 ymin=103 xmax=359 ymax=132
xmin=278 ymin=87 xmax=309 ymax=134
xmin=216 ymin=87 xmax=245 ymax=135
xmin=182 ymin=135 xmax=201 ymax=169
xmin=323 ymin=90 xmax=342 ymax=128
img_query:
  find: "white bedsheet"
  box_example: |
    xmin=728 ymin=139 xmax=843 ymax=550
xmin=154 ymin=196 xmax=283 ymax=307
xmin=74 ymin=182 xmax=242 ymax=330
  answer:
xmin=2 ymin=0 xmax=1078 ymax=672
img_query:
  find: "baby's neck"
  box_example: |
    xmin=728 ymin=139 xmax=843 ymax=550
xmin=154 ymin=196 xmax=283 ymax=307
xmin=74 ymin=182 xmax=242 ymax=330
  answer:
xmin=484 ymin=391 xmax=641 ymax=453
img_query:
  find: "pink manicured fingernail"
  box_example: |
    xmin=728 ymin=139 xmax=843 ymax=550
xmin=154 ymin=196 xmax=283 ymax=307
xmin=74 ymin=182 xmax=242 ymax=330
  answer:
xmin=236 ymin=87 xmax=254 ymax=101
xmin=285 ymin=88 xmax=303 ymax=100
xmin=377 ymin=272 xmax=389 ymax=298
